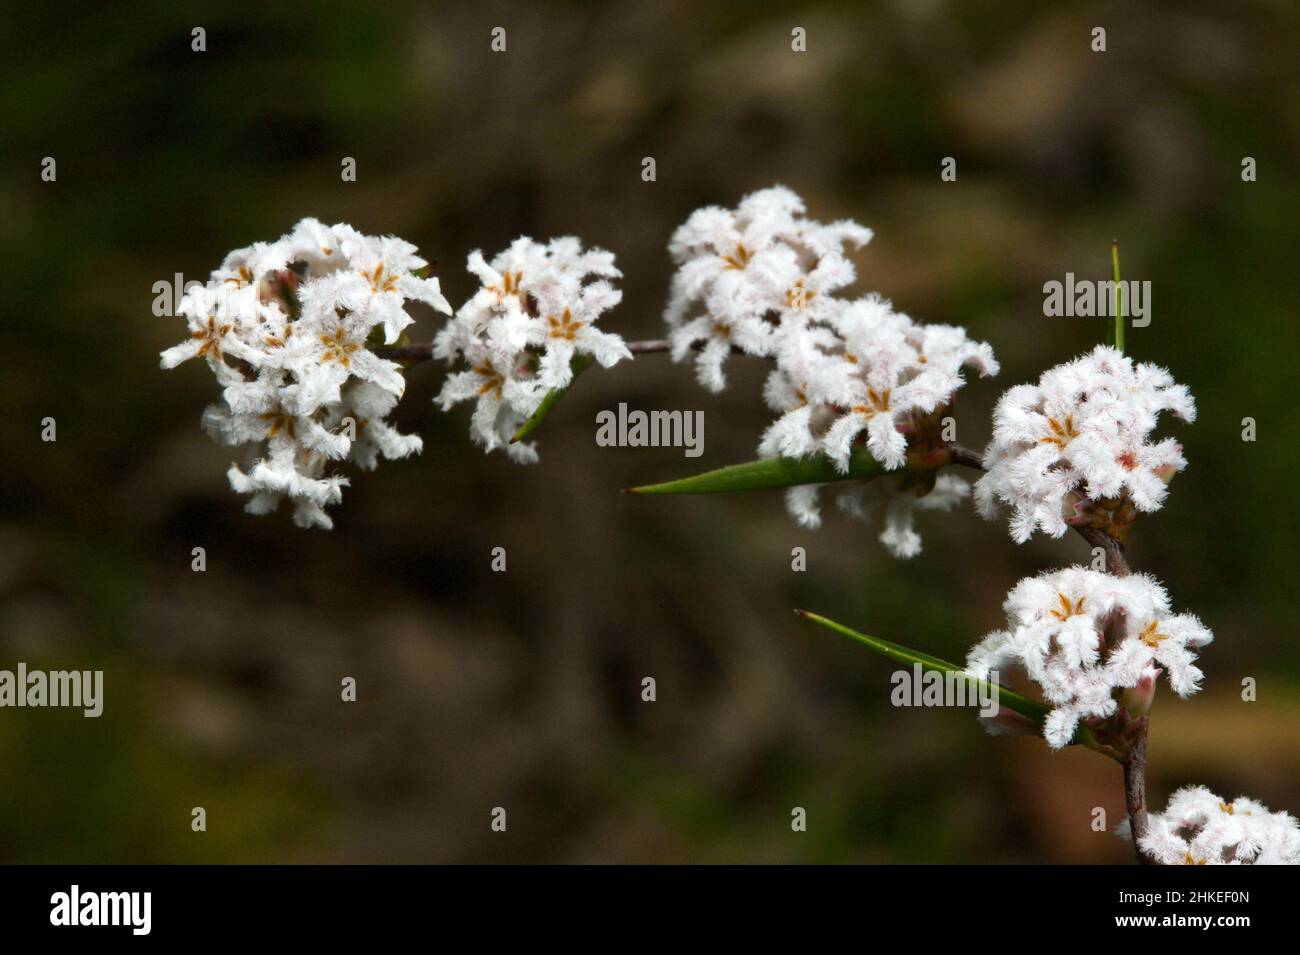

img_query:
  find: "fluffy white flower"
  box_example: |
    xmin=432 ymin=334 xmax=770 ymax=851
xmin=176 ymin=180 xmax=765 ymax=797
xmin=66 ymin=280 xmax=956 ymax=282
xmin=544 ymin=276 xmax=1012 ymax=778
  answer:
xmin=755 ymin=295 xmax=995 ymax=553
xmin=161 ymin=219 xmax=446 ymax=527
xmin=332 ymin=224 xmax=450 ymax=344
xmin=1126 ymin=786 xmax=1300 ymax=865
xmin=664 ymin=185 xmax=871 ymax=391
xmin=435 ymin=341 xmax=542 ymax=464
xmin=975 ymin=345 xmax=1195 ymax=542
xmin=821 ymin=297 xmax=997 ymax=471
xmin=757 ymin=324 xmax=853 ymax=461
xmin=434 ymin=236 xmax=630 ymax=461
xmin=966 ymin=567 xmax=1213 ymax=749
xmin=159 ymin=284 xmax=266 ymax=384
xmin=669 ymin=187 xmax=997 ymax=557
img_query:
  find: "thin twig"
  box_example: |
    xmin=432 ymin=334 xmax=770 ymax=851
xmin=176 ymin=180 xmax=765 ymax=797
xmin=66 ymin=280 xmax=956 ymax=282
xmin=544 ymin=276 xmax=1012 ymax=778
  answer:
xmin=374 ymin=337 xmax=744 ymax=363
xmin=373 ymin=342 xmax=435 ymax=361
xmin=626 ymin=338 xmax=673 ymax=354
xmin=947 ymin=442 xmax=984 ymax=470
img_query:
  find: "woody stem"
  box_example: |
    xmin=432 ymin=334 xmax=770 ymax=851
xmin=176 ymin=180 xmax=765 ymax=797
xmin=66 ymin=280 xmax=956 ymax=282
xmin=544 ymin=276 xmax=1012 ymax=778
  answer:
xmin=1123 ymin=730 xmax=1154 ymax=864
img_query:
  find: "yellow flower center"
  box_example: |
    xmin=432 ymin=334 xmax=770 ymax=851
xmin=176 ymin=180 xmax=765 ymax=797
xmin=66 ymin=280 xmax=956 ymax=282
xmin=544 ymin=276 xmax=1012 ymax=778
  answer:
xmin=488 ymin=270 xmax=525 ymax=302
xmin=364 ymin=262 xmax=401 ymax=295
xmin=319 ymin=329 xmax=359 ymax=367
xmin=852 ymin=387 xmax=892 ymax=417
xmin=721 ymin=243 xmax=751 ymax=270
xmin=192 ymin=315 xmax=232 ymax=360
xmin=474 ymin=364 xmax=504 ymax=399
xmin=260 ymin=411 xmax=297 ymax=439
xmin=1049 ymin=593 xmax=1086 ymax=621
xmin=1040 ymin=414 xmax=1080 ymax=449
xmin=1138 ymin=620 xmax=1168 ymax=649
xmin=546 ymin=307 xmax=583 ymax=341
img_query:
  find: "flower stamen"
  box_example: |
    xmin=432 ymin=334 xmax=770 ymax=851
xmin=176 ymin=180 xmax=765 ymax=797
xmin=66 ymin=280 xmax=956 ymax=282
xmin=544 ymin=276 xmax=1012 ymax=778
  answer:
xmin=192 ymin=315 xmax=232 ymax=360
xmin=721 ymin=243 xmax=751 ymax=270
xmin=1139 ymin=620 xmax=1169 ymax=649
xmin=1039 ymin=414 xmax=1080 ymax=449
xmin=319 ymin=328 xmax=359 ymax=367
xmin=546 ymin=307 xmax=583 ymax=341
xmin=852 ymin=387 xmax=892 ymax=417
xmin=1049 ymin=592 xmax=1086 ymax=621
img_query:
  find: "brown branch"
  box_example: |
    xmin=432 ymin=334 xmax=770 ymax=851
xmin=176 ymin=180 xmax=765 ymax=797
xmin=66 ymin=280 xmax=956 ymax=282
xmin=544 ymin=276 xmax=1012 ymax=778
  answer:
xmin=1074 ymin=525 xmax=1132 ymax=577
xmin=1123 ymin=727 xmax=1154 ymax=864
xmin=626 ymin=338 xmax=672 ymax=354
xmin=947 ymin=442 xmax=984 ymax=470
xmin=374 ymin=337 xmax=743 ymax=363
xmin=373 ymin=342 xmax=435 ymax=361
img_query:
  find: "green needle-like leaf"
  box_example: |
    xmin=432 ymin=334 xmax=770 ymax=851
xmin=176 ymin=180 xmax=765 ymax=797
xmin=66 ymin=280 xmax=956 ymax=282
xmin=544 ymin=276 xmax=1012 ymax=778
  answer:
xmin=511 ymin=354 xmax=595 ymax=444
xmin=1110 ymin=240 xmax=1125 ymax=353
xmin=794 ymin=609 xmax=1051 ymax=725
xmin=625 ymin=446 xmax=892 ymax=495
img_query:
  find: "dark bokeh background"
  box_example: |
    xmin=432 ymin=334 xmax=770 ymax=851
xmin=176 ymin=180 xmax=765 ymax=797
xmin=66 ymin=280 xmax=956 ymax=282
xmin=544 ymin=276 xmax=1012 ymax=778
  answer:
xmin=1 ymin=1 xmax=1296 ymax=862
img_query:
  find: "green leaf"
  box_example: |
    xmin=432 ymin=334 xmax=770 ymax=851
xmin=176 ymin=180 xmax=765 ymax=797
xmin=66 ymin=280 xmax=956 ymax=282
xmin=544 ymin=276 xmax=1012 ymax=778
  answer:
xmin=1110 ymin=240 xmax=1125 ymax=353
xmin=625 ymin=446 xmax=892 ymax=495
xmin=511 ymin=354 xmax=595 ymax=444
xmin=794 ymin=609 xmax=1052 ymax=725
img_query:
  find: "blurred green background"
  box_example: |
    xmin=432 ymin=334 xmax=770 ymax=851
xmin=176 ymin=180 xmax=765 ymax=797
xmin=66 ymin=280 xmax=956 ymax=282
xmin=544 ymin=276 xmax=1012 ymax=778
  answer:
xmin=1 ymin=0 xmax=1296 ymax=863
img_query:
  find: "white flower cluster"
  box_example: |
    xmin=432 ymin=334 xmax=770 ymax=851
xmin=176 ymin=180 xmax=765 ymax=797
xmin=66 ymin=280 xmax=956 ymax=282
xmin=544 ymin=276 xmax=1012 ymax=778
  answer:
xmin=1126 ymin=786 xmax=1300 ymax=865
xmin=160 ymin=219 xmax=450 ymax=528
xmin=966 ymin=567 xmax=1213 ymax=749
xmin=665 ymin=187 xmax=998 ymax=557
xmin=665 ymin=185 xmax=872 ymax=391
xmin=975 ymin=345 xmax=1195 ymax=542
xmin=434 ymin=237 xmax=631 ymax=463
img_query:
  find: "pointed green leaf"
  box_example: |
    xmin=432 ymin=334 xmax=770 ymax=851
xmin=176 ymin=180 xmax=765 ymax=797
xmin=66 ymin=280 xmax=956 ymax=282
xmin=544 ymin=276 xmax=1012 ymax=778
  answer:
xmin=1110 ymin=240 xmax=1125 ymax=353
xmin=795 ymin=609 xmax=1110 ymax=754
xmin=511 ymin=354 xmax=595 ymax=444
xmin=794 ymin=609 xmax=1051 ymax=725
xmin=626 ymin=446 xmax=892 ymax=495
